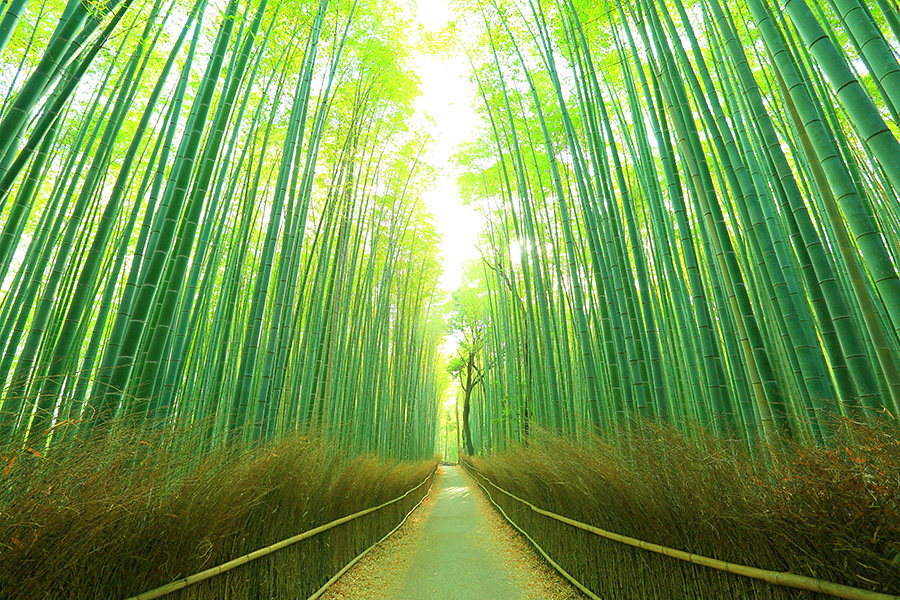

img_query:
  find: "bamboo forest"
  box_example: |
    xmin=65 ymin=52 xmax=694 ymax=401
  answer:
xmin=0 ymin=0 xmax=899 ymax=598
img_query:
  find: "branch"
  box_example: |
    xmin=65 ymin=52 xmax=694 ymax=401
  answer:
xmin=479 ymin=255 xmax=528 ymax=322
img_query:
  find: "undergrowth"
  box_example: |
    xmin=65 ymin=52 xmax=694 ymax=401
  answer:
xmin=0 ymin=422 xmax=435 ymax=600
xmin=466 ymin=420 xmax=900 ymax=599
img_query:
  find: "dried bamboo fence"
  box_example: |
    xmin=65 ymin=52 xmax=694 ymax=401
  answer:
xmin=125 ymin=466 xmax=437 ymax=600
xmin=460 ymin=460 xmax=897 ymax=600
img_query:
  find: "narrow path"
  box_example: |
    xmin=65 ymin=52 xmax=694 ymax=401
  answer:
xmin=320 ymin=465 xmax=581 ymax=600
xmin=386 ymin=466 xmax=523 ymax=599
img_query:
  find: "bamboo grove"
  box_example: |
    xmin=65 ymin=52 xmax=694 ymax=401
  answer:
xmin=0 ymin=0 xmax=446 ymax=459
xmin=455 ymin=0 xmax=900 ymax=452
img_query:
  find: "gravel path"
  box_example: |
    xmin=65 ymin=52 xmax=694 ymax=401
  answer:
xmin=319 ymin=465 xmax=582 ymax=600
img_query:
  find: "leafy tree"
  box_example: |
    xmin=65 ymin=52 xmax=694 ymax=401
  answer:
xmin=446 ymin=279 xmax=487 ymax=456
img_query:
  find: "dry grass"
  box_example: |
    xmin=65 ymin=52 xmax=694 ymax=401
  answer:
xmin=0 ymin=422 xmax=435 ymax=600
xmin=318 ymin=468 xmax=443 ymax=600
xmin=466 ymin=420 xmax=900 ymax=599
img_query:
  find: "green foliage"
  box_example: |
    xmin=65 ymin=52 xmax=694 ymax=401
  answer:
xmin=0 ymin=0 xmax=445 ymax=461
xmin=453 ymin=0 xmax=900 ymax=452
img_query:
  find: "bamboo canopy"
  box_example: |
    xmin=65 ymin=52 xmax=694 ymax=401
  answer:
xmin=0 ymin=0 xmax=445 ymax=459
xmin=451 ymin=0 xmax=900 ymax=452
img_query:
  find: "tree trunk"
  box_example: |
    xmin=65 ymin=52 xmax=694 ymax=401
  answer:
xmin=455 ymin=398 xmax=461 ymax=462
xmin=462 ymin=352 xmax=476 ymax=456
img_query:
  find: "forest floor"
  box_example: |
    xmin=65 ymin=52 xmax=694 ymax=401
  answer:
xmin=319 ymin=465 xmax=583 ymax=600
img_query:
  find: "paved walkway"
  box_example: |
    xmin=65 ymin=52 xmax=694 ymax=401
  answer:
xmin=386 ymin=466 xmax=524 ymax=599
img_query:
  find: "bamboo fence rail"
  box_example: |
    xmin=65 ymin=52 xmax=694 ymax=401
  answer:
xmin=306 ymin=468 xmax=437 ymax=599
xmin=460 ymin=460 xmax=898 ymax=600
xmin=125 ymin=465 xmax=437 ymax=600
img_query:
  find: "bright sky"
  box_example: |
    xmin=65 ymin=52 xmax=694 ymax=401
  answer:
xmin=404 ymin=0 xmax=485 ymax=294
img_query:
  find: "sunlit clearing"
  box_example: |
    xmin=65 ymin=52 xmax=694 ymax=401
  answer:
xmin=508 ymin=239 xmax=523 ymax=267
xmin=404 ymin=0 xmax=485 ymax=293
